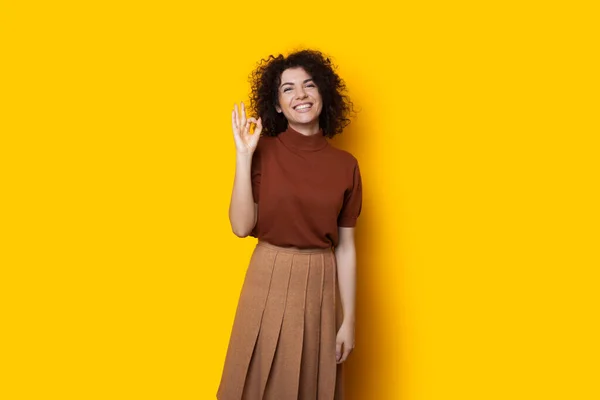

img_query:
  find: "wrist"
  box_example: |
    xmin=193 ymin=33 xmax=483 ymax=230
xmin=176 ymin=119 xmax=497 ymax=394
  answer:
xmin=236 ymin=152 xmax=253 ymax=165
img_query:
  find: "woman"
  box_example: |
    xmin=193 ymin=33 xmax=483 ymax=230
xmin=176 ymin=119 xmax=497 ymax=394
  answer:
xmin=217 ymin=49 xmax=362 ymax=400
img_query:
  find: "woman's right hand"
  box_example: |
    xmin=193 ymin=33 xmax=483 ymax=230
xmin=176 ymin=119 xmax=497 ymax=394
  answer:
xmin=232 ymin=101 xmax=262 ymax=155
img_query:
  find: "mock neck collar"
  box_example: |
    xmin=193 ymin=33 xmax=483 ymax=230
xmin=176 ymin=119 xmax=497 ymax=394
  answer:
xmin=277 ymin=124 xmax=328 ymax=151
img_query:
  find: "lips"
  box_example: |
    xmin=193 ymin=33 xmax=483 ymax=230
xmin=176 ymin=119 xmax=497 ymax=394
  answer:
xmin=293 ymin=103 xmax=313 ymax=110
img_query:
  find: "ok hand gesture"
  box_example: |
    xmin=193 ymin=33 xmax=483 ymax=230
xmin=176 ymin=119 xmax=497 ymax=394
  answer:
xmin=232 ymin=101 xmax=262 ymax=155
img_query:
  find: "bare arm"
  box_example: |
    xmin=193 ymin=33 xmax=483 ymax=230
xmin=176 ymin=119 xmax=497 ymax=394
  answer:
xmin=334 ymin=226 xmax=357 ymax=363
xmin=229 ymin=154 xmax=258 ymax=237
xmin=228 ymin=102 xmax=262 ymax=237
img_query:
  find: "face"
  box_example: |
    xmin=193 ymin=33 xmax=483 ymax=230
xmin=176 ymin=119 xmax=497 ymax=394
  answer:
xmin=275 ymin=67 xmax=323 ymax=128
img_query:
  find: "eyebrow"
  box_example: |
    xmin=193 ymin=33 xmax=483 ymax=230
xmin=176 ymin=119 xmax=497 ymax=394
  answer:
xmin=280 ymin=78 xmax=314 ymax=88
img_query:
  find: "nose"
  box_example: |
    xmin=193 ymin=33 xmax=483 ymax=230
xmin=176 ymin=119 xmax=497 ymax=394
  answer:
xmin=295 ymin=87 xmax=308 ymax=99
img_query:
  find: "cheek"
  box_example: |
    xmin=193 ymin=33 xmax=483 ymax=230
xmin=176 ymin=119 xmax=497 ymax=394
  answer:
xmin=280 ymin=95 xmax=293 ymax=108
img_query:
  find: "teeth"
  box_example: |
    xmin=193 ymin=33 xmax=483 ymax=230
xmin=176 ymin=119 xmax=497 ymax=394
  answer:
xmin=295 ymin=104 xmax=312 ymax=110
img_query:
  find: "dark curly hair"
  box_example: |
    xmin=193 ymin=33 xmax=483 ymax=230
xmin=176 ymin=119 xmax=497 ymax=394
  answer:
xmin=248 ymin=49 xmax=356 ymax=138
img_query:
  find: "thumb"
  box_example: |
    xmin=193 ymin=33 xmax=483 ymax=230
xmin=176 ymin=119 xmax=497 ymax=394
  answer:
xmin=254 ymin=117 xmax=263 ymax=135
xmin=249 ymin=118 xmax=262 ymax=146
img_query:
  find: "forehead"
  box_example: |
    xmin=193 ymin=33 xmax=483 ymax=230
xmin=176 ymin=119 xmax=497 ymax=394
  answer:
xmin=280 ymin=67 xmax=312 ymax=83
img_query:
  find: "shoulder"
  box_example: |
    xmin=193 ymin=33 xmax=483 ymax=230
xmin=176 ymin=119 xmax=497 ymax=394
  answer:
xmin=324 ymin=143 xmax=359 ymax=167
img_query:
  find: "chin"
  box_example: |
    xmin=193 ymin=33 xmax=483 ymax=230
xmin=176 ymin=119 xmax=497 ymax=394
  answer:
xmin=297 ymin=118 xmax=319 ymax=125
xmin=299 ymin=112 xmax=320 ymax=121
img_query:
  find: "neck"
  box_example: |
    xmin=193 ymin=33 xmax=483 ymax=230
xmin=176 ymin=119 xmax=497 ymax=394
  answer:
xmin=288 ymin=121 xmax=320 ymax=136
xmin=277 ymin=123 xmax=328 ymax=152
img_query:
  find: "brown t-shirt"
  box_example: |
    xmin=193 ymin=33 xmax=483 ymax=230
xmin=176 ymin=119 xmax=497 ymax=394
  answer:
xmin=249 ymin=124 xmax=362 ymax=249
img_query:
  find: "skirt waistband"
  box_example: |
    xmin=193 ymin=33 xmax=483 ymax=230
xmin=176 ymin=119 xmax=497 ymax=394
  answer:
xmin=257 ymin=240 xmax=333 ymax=254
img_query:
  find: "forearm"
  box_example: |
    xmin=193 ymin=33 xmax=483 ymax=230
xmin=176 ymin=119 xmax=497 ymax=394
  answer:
xmin=229 ymin=153 xmax=256 ymax=237
xmin=334 ymin=242 xmax=357 ymax=325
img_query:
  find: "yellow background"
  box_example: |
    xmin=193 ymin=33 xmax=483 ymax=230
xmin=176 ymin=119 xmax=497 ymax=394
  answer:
xmin=1 ymin=1 xmax=599 ymax=399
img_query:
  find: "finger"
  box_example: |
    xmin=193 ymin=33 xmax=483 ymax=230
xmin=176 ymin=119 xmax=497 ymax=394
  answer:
xmin=340 ymin=347 xmax=352 ymax=364
xmin=231 ymin=110 xmax=238 ymax=132
xmin=243 ymin=119 xmax=253 ymax=136
xmin=255 ymin=117 xmax=263 ymax=134
xmin=234 ymin=103 xmax=240 ymax=128
xmin=249 ymin=120 xmax=262 ymax=147
xmin=336 ymin=342 xmax=342 ymax=362
xmin=231 ymin=112 xmax=243 ymax=147
xmin=240 ymin=101 xmax=247 ymax=127
xmin=250 ymin=127 xmax=261 ymax=145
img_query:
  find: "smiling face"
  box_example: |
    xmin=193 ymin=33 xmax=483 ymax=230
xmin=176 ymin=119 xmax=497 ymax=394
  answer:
xmin=275 ymin=67 xmax=323 ymax=131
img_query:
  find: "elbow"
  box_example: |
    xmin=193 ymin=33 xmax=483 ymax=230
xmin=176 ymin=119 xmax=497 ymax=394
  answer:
xmin=232 ymin=226 xmax=251 ymax=238
xmin=230 ymin=221 xmax=253 ymax=238
xmin=229 ymin=211 xmax=257 ymax=238
xmin=229 ymin=208 xmax=257 ymax=238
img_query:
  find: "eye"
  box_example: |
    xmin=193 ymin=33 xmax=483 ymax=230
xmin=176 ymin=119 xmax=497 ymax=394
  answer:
xmin=283 ymin=87 xmax=292 ymax=93
xmin=306 ymin=83 xmax=316 ymax=88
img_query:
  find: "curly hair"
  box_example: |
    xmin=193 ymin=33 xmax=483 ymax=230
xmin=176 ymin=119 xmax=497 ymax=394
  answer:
xmin=248 ymin=49 xmax=356 ymax=138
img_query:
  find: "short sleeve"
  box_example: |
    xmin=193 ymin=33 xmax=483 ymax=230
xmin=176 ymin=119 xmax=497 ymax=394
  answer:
xmin=337 ymin=161 xmax=363 ymax=227
xmin=251 ymin=142 xmax=262 ymax=203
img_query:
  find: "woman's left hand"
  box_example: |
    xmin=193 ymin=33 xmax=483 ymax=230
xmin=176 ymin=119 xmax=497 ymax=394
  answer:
xmin=335 ymin=321 xmax=355 ymax=364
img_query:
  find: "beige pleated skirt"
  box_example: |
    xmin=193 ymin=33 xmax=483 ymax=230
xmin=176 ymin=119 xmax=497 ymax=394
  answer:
xmin=217 ymin=240 xmax=344 ymax=400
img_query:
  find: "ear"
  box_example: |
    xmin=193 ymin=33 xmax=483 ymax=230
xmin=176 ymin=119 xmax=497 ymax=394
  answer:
xmin=275 ymin=104 xmax=282 ymax=113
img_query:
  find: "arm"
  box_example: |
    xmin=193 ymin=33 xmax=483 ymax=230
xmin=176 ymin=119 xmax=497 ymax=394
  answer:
xmin=229 ymin=154 xmax=258 ymax=237
xmin=228 ymin=101 xmax=262 ymax=237
xmin=334 ymin=226 xmax=357 ymax=363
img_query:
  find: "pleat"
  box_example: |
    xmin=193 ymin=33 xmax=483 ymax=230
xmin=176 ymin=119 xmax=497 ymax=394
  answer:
xmin=263 ymin=253 xmax=310 ymax=398
xmin=333 ymin=252 xmax=345 ymax=400
xmin=318 ymin=252 xmax=338 ymax=399
xmin=242 ymin=251 xmax=294 ymax=399
xmin=217 ymin=247 xmax=278 ymax=400
xmin=298 ymin=254 xmax=323 ymax=400
xmin=217 ymin=243 xmax=344 ymax=400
